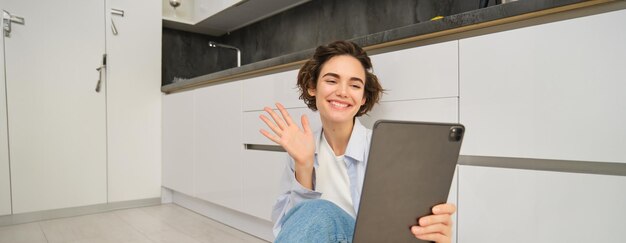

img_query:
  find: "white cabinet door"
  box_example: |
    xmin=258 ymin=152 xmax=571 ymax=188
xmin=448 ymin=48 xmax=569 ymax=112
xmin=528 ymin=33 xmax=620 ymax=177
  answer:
xmin=242 ymin=69 xmax=303 ymax=112
xmin=105 ymin=0 xmax=162 ymax=202
xmin=0 ymin=17 xmax=11 ymax=216
xmin=457 ymin=165 xmax=626 ymax=242
xmin=459 ymin=9 xmax=626 ymax=163
xmin=3 ymin=0 xmax=107 ymax=213
xmin=358 ymin=98 xmax=458 ymax=129
xmin=370 ymin=41 xmax=458 ymax=102
xmin=241 ymin=150 xmax=287 ymax=221
xmin=162 ymin=92 xmax=195 ymax=197
xmin=194 ymin=82 xmax=243 ymax=211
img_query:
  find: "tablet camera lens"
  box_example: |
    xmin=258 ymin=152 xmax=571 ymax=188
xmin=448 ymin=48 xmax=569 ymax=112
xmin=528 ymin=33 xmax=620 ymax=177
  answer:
xmin=449 ymin=127 xmax=464 ymax=142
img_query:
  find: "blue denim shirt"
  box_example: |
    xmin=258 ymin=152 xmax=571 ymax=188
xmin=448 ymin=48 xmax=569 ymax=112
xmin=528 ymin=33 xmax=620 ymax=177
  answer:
xmin=271 ymin=119 xmax=372 ymax=236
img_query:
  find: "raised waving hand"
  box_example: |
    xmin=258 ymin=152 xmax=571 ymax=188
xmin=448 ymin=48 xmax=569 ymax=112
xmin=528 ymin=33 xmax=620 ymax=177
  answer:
xmin=259 ymin=103 xmax=316 ymax=189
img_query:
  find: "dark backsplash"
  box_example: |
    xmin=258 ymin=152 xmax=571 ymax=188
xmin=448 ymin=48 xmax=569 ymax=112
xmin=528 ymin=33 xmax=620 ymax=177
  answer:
xmin=162 ymin=0 xmax=485 ymax=86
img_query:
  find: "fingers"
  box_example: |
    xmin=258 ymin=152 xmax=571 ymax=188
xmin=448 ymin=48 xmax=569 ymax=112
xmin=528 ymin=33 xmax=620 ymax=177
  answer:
xmin=301 ymin=115 xmax=311 ymax=134
xmin=433 ymin=203 xmax=456 ymax=215
xmin=259 ymin=114 xmax=283 ymax=137
xmin=413 ymin=232 xmax=449 ymax=243
xmin=419 ymin=214 xmax=453 ymax=227
xmin=412 ymin=224 xmax=451 ymax=235
xmin=259 ymin=129 xmax=281 ymax=145
xmin=264 ymin=106 xmax=287 ymax=130
xmin=411 ymin=224 xmax=451 ymax=243
xmin=276 ymin=103 xmax=294 ymax=126
xmin=411 ymin=204 xmax=455 ymax=243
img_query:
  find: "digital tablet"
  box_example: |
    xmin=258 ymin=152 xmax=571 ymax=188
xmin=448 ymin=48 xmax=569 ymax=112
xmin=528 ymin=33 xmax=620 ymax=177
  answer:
xmin=353 ymin=120 xmax=464 ymax=243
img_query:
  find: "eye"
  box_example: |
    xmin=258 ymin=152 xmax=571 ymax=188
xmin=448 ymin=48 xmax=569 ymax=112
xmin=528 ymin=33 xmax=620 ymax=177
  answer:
xmin=326 ymin=79 xmax=337 ymax=84
xmin=351 ymin=84 xmax=362 ymax=89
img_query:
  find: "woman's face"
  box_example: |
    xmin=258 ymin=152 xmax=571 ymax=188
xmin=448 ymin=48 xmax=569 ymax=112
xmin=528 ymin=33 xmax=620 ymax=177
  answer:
xmin=308 ymin=55 xmax=366 ymax=125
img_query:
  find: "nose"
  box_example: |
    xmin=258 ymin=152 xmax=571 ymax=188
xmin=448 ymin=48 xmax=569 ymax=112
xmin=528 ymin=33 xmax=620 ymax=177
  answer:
xmin=335 ymin=83 xmax=348 ymax=97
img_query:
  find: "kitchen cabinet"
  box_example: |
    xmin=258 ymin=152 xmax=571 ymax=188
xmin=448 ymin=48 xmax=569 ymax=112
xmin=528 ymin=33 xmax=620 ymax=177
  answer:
xmin=242 ymin=69 xmax=303 ymax=111
xmin=370 ymin=41 xmax=458 ymax=102
xmin=241 ymin=149 xmax=287 ymax=221
xmin=0 ymin=22 xmax=10 ymax=216
xmin=457 ymin=165 xmax=626 ymax=242
xmin=2 ymin=0 xmax=108 ymax=214
xmin=358 ymin=98 xmax=458 ymax=129
xmin=459 ymin=9 xmax=626 ymax=163
xmin=162 ymin=91 xmax=195 ymax=197
xmin=0 ymin=0 xmax=161 ymax=215
xmin=194 ymin=82 xmax=244 ymax=211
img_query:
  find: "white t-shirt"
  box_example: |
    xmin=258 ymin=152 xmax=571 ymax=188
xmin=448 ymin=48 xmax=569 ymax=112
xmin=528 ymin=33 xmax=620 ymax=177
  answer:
xmin=315 ymin=134 xmax=356 ymax=218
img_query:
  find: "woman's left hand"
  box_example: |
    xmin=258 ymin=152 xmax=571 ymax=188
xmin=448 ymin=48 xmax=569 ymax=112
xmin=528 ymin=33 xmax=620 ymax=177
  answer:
xmin=410 ymin=203 xmax=456 ymax=243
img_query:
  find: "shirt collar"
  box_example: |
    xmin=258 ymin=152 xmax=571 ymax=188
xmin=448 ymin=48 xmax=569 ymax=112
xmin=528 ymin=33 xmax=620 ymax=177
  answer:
xmin=314 ymin=118 xmax=367 ymax=163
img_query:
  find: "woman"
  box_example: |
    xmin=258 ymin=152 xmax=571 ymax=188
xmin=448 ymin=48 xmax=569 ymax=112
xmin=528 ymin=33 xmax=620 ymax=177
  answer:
xmin=260 ymin=40 xmax=455 ymax=242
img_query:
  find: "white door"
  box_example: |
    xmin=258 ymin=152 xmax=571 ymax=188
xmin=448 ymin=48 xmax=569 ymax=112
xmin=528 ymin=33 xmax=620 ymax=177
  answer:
xmin=105 ymin=0 xmax=162 ymax=202
xmin=2 ymin=0 xmax=107 ymax=213
xmin=0 ymin=10 xmax=11 ymax=216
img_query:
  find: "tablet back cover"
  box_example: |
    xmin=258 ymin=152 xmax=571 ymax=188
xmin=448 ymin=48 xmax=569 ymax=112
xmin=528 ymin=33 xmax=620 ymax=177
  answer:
xmin=353 ymin=120 xmax=464 ymax=243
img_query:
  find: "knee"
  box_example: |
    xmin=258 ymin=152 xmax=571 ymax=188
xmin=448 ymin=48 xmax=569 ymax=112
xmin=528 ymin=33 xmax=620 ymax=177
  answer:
xmin=297 ymin=199 xmax=342 ymax=216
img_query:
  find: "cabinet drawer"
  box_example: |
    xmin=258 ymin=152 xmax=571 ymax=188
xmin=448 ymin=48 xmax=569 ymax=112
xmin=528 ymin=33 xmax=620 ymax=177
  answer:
xmin=242 ymin=69 xmax=304 ymax=111
xmin=243 ymin=107 xmax=322 ymax=146
xmin=457 ymin=165 xmax=626 ymax=242
xmin=241 ymin=150 xmax=287 ymax=221
xmin=370 ymin=41 xmax=458 ymax=102
xmin=162 ymin=91 xmax=195 ymax=197
xmin=193 ymin=82 xmax=243 ymax=211
xmin=459 ymin=9 xmax=626 ymax=163
xmin=358 ymin=98 xmax=458 ymax=129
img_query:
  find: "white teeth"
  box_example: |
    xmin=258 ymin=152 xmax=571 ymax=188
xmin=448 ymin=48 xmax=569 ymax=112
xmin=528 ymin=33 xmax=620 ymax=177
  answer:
xmin=330 ymin=101 xmax=348 ymax=108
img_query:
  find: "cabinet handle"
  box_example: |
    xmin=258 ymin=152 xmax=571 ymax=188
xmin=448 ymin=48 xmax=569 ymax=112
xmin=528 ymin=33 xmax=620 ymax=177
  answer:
xmin=95 ymin=54 xmax=106 ymax=93
xmin=111 ymin=8 xmax=124 ymax=17
xmin=245 ymin=144 xmax=285 ymax=152
xmin=2 ymin=10 xmax=25 ymax=37
xmin=110 ymin=8 xmax=124 ymax=35
xmin=111 ymin=19 xmax=118 ymax=35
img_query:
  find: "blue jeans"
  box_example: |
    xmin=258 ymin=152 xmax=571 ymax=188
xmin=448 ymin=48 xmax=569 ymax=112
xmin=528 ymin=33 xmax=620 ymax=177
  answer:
xmin=275 ymin=199 xmax=356 ymax=243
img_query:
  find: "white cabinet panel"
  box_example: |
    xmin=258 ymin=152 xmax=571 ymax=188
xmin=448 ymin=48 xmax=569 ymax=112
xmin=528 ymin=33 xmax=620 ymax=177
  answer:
xmin=358 ymin=98 xmax=458 ymax=129
xmin=243 ymin=108 xmax=322 ymax=146
xmin=0 ymin=23 xmax=11 ymax=216
xmin=448 ymin=167 xmax=458 ymax=243
xmin=457 ymin=165 xmax=626 ymax=242
xmin=370 ymin=41 xmax=458 ymax=102
xmin=162 ymin=92 xmax=195 ymax=197
xmin=459 ymin=9 xmax=626 ymax=163
xmin=106 ymin=0 xmax=162 ymax=202
xmin=5 ymin=0 xmax=107 ymax=214
xmin=241 ymin=150 xmax=287 ymax=221
xmin=242 ymin=69 xmax=303 ymax=111
xmin=194 ymin=82 xmax=243 ymax=211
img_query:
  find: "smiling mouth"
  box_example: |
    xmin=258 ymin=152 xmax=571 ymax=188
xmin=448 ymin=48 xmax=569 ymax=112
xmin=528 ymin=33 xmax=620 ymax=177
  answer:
xmin=329 ymin=100 xmax=351 ymax=109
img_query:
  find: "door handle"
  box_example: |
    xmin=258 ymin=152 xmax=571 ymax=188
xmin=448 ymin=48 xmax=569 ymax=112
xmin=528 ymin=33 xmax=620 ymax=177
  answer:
xmin=110 ymin=8 xmax=124 ymax=35
xmin=95 ymin=54 xmax=107 ymax=93
xmin=2 ymin=10 xmax=25 ymax=37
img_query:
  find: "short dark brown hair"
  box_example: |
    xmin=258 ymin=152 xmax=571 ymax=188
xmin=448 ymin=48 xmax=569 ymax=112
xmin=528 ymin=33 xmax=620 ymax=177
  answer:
xmin=297 ymin=40 xmax=383 ymax=117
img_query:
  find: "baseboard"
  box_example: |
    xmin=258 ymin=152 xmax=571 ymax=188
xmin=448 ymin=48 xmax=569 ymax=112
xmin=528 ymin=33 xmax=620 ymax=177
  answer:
xmin=0 ymin=197 xmax=161 ymax=227
xmin=171 ymin=190 xmax=274 ymax=242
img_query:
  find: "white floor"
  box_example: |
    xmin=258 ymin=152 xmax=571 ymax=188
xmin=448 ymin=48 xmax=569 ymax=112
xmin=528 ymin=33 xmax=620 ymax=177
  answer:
xmin=0 ymin=203 xmax=269 ymax=243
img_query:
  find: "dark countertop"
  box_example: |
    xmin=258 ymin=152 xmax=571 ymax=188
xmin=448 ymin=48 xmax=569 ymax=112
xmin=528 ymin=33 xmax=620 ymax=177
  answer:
xmin=162 ymin=0 xmax=606 ymax=94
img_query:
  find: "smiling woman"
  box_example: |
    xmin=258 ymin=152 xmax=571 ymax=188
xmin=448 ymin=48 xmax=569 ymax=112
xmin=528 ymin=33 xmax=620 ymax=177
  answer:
xmin=259 ymin=40 xmax=456 ymax=243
